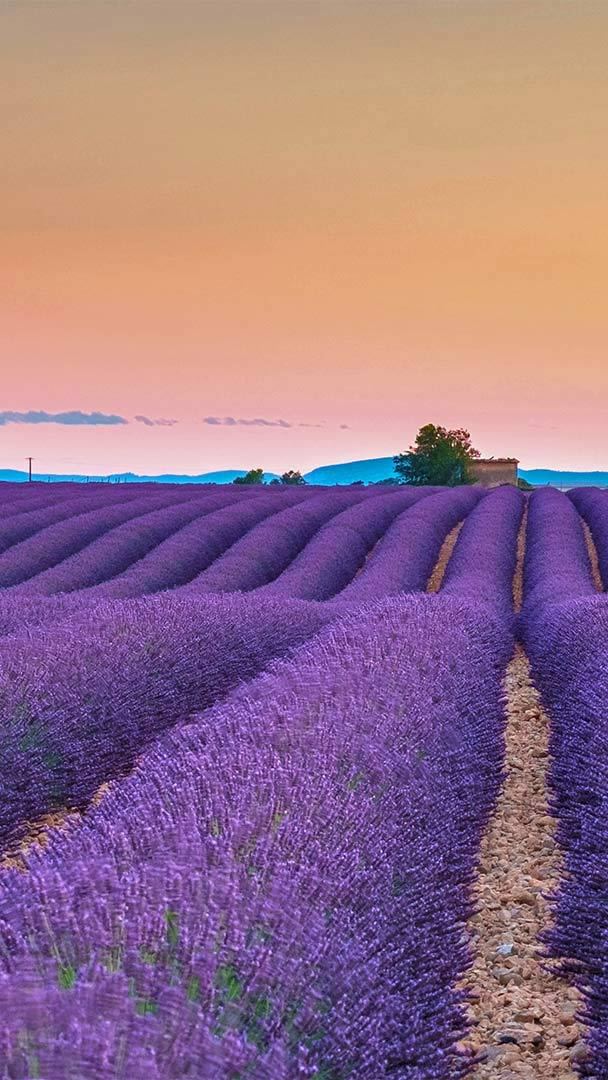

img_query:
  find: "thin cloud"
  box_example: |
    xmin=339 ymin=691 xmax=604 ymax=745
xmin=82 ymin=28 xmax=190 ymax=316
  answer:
xmin=203 ymin=416 xmax=292 ymax=428
xmin=339 ymin=424 xmax=350 ymax=430
xmin=135 ymin=415 xmax=178 ymax=427
xmin=0 ymin=410 xmax=128 ymax=427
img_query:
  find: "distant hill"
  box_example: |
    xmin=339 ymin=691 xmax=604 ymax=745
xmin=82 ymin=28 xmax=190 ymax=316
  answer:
xmin=305 ymin=462 xmax=608 ymax=487
xmin=307 ymin=461 xmax=608 ymax=487
xmin=0 ymin=469 xmax=279 ymax=485
xmin=517 ymin=469 xmax=608 ymax=487
xmin=2 ymin=460 xmax=608 ymax=487
xmin=304 ymin=457 xmax=396 ymax=485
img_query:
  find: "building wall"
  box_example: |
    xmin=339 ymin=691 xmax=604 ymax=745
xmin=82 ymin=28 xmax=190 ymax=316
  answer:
xmin=469 ymin=460 xmax=518 ymax=487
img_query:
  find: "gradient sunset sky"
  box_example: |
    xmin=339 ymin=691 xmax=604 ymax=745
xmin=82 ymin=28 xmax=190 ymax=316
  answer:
xmin=2 ymin=1 xmax=608 ymax=476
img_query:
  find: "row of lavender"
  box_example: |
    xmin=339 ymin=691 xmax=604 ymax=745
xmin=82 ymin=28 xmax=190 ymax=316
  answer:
xmin=0 ymin=595 xmax=333 ymax=853
xmin=0 ymin=486 xmax=522 ymax=858
xmin=9 ymin=479 xmax=590 ymax=1078
xmin=0 ymin=595 xmax=513 ymax=1078
xmin=0 ymin=483 xmax=486 ymax=864
xmin=521 ymin=487 xmax=608 ymax=1077
xmin=0 ymin=482 xmax=483 ymax=602
xmin=0 ymin=484 xmax=318 ymax=593
xmin=0 ymin=486 xmax=533 ymax=1076
xmin=0 ymin=488 xmax=487 ymax=649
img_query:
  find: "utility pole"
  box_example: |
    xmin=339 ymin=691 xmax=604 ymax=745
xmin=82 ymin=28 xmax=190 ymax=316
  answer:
xmin=26 ymin=457 xmax=33 ymax=482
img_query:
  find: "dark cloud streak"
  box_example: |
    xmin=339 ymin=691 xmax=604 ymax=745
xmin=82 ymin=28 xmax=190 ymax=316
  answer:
xmin=203 ymin=416 xmax=292 ymax=428
xmin=203 ymin=416 xmax=349 ymax=430
xmin=135 ymin=415 xmax=178 ymax=427
xmin=0 ymin=410 xmax=128 ymax=427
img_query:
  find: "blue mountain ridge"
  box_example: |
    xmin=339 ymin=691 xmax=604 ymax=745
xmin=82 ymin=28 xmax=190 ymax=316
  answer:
xmin=1 ymin=462 xmax=607 ymax=487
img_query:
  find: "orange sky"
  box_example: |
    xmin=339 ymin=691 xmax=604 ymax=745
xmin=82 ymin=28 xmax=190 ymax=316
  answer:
xmin=2 ymin=1 xmax=608 ymax=475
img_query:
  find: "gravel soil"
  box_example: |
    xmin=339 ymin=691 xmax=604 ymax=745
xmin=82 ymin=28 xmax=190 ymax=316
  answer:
xmin=0 ymin=501 xmax=603 ymax=1076
xmin=1 ymin=781 xmax=111 ymax=871
xmin=459 ymin=505 xmax=589 ymax=1078
xmin=427 ymin=521 xmax=464 ymax=592
xmin=0 ymin=809 xmax=79 ymax=870
xmin=459 ymin=647 xmax=585 ymax=1078
xmin=582 ymin=520 xmax=603 ymax=590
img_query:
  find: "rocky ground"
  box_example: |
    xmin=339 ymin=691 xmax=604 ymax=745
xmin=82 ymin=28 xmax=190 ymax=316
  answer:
xmin=1 ymin=781 xmax=111 ymax=871
xmin=459 ymin=509 xmax=591 ymax=1077
xmin=427 ymin=521 xmax=464 ymax=592
xmin=459 ymin=648 xmax=585 ymax=1078
xmin=0 ymin=510 xmax=600 ymax=1078
xmin=583 ymin=520 xmax=603 ymax=590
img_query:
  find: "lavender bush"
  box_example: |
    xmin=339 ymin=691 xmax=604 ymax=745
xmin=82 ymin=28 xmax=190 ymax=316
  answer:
xmin=86 ymin=488 xmax=313 ymax=598
xmin=519 ymin=487 xmax=608 ymax=1075
xmin=0 ymin=486 xmax=147 ymax=556
xmin=0 ymin=594 xmax=332 ymax=852
xmin=523 ymin=598 xmax=608 ymax=1076
xmin=256 ymin=488 xmax=431 ymax=601
xmin=0 ymin=480 xmax=547 ymax=1076
xmin=441 ymin=486 xmax=524 ymax=618
xmin=568 ymin=486 xmax=608 ymax=590
xmin=520 ymin=487 xmax=596 ymax=626
xmin=180 ymin=488 xmax=370 ymax=594
xmin=0 ymin=595 xmax=511 ymax=1079
xmin=0 ymin=489 xmax=206 ymax=588
xmin=335 ymin=487 xmax=483 ymax=604
xmin=13 ymin=489 xmax=237 ymax=595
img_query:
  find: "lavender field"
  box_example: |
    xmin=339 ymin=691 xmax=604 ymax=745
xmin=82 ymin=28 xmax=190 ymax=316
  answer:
xmin=0 ymin=481 xmax=607 ymax=1077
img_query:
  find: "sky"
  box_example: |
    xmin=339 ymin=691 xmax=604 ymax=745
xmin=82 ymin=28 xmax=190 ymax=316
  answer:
xmin=2 ymin=0 xmax=608 ymax=476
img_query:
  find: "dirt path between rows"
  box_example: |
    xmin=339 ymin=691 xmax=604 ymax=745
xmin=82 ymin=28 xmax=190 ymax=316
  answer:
xmin=426 ymin=521 xmax=464 ymax=592
xmin=3 ymin=501 xmax=605 ymax=1075
xmin=0 ymin=511 xmax=465 ymax=872
xmin=459 ymin=648 xmax=585 ymax=1077
xmin=582 ymin=520 xmax=603 ymax=591
xmin=0 ymin=782 xmax=111 ymax=871
xmin=459 ymin=506 xmax=589 ymax=1077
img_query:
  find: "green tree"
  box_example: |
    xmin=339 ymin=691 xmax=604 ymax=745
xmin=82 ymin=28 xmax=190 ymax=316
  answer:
xmin=394 ymin=424 xmax=480 ymax=486
xmin=279 ymin=470 xmax=306 ymax=485
xmin=233 ymin=468 xmax=265 ymax=485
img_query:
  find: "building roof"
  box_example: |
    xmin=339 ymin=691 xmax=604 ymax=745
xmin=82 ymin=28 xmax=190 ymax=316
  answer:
xmin=474 ymin=458 xmax=519 ymax=465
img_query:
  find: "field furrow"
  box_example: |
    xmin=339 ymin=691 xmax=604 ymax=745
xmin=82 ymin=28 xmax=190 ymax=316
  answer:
xmin=0 ymin=594 xmax=511 ymax=1078
xmin=461 ymin=648 xmax=584 ymax=1077
xmin=82 ymin=488 xmax=314 ymax=597
xmin=0 ymin=479 xmax=606 ymax=1076
xmin=0 ymin=594 xmax=333 ymax=853
xmin=12 ymin=489 xmax=237 ymax=594
xmin=255 ymin=487 xmax=432 ymax=600
xmin=335 ymin=486 xmax=483 ymax=603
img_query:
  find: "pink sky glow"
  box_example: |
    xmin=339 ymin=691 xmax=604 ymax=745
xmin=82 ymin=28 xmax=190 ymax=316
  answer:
xmin=3 ymin=2 xmax=608 ymax=476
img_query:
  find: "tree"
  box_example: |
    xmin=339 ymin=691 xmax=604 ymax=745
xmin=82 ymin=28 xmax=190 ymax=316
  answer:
xmin=233 ymin=467 xmax=265 ymax=485
xmin=394 ymin=424 xmax=480 ymax=486
xmin=279 ymin=470 xmax=306 ymax=485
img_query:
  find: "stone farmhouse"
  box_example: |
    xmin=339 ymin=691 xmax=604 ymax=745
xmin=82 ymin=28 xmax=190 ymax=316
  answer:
xmin=469 ymin=458 xmax=519 ymax=487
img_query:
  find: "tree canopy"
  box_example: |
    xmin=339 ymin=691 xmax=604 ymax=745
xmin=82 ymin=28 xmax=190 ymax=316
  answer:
xmin=233 ymin=468 xmax=265 ymax=485
xmin=268 ymin=470 xmax=307 ymax=486
xmin=279 ymin=470 xmax=306 ymax=485
xmin=394 ymin=424 xmax=480 ymax=486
